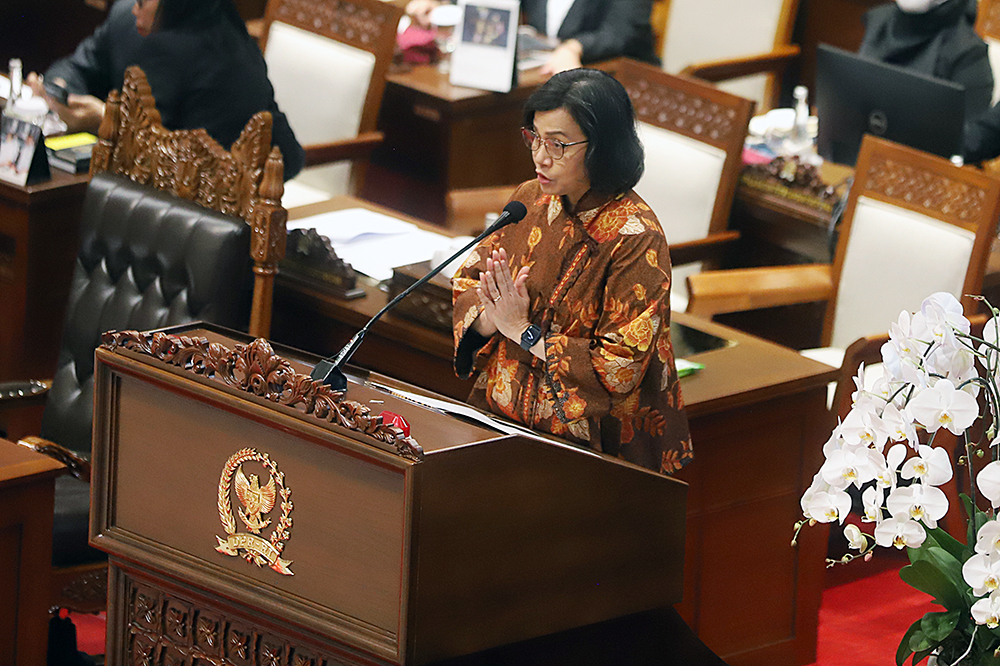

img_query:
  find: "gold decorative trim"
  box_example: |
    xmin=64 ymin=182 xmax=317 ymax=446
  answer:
xmin=100 ymin=330 xmax=424 ymax=461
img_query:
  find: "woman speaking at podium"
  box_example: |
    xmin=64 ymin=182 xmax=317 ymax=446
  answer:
xmin=449 ymin=68 xmax=725 ymax=666
xmin=451 ymin=69 xmax=691 ymax=477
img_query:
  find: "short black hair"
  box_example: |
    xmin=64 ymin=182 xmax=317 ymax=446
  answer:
xmin=154 ymin=0 xmax=247 ymax=34
xmin=523 ymin=68 xmax=643 ymax=196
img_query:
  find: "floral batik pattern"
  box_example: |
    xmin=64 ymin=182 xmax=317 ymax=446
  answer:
xmin=452 ymin=180 xmax=692 ymax=474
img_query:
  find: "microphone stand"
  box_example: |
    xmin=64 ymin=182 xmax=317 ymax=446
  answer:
xmin=311 ymin=203 xmax=527 ymax=391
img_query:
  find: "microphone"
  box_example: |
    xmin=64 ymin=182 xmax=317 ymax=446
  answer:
xmin=311 ymin=200 xmax=529 ymax=391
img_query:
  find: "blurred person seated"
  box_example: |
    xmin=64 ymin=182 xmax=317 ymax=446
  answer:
xmin=860 ymin=0 xmax=993 ymax=121
xmin=26 ymin=0 xmax=304 ymax=180
xmin=405 ymin=0 xmax=657 ymax=76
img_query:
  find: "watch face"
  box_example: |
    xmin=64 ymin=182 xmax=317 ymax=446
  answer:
xmin=521 ymin=324 xmax=541 ymax=350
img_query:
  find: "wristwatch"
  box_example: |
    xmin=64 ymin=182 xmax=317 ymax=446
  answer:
xmin=520 ymin=323 xmax=543 ymax=351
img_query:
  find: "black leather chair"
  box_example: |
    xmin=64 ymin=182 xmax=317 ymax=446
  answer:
xmin=1 ymin=65 xmax=288 ymax=617
xmin=47 ymin=171 xmax=256 ymax=576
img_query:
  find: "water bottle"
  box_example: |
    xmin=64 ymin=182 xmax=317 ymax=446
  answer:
xmin=6 ymin=58 xmax=22 ymax=111
xmin=788 ymin=85 xmax=812 ymax=157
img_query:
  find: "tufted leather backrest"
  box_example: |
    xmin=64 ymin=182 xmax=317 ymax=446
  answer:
xmin=41 ymin=172 xmax=252 ymax=455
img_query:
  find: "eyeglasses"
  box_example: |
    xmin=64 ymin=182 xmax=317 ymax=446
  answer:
xmin=521 ymin=127 xmax=587 ymax=160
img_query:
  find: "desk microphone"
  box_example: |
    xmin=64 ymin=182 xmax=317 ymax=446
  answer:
xmin=311 ymin=200 xmax=528 ymax=391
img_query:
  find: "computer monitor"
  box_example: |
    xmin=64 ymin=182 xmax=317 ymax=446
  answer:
xmin=815 ymin=43 xmax=966 ymax=165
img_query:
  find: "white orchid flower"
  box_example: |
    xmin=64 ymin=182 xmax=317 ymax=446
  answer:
xmin=844 ymin=524 xmax=868 ymax=551
xmin=804 ymin=489 xmax=853 ymax=524
xmin=862 ymin=486 xmax=884 ymax=523
xmin=841 ymin=403 xmax=890 ymax=452
xmin=900 ymin=444 xmax=953 ymax=487
xmin=964 ymin=552 xmax=1000 ymax=596
xmin=881 ymin=403 xmax=918 ymax=448
xmin=912 ymin=292 xmax=969 ymax=346
xmin=908 ymin=378 xmax=979 ymax=435
xmin=885 ymin=483 xmax=948 ymax=528
xmin=978 ymin=461 xmax=1000 ymax=508
xmin=821 ymin=443 xmax=880 ymax=490
xmin=976 ymin=521 xmax=1000 ymax=557
xmin=874 ymin=513 xmax=926 ymax=549
xmin=972 ymin=591 xmax=1000 ymax=627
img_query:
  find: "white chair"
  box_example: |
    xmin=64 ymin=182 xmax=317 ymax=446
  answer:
xmin=653 ymin=0 xmax=800 ymax=111
xmin=259 ymin=0 xmax=403 ymax=208
xmin=687 ymin=135 xmax=1000 ymax=413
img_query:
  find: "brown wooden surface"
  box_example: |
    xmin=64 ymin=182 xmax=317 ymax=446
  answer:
xmin=268 ymin=193 xmax=836 ymax=666
xmin=92 ymin=327 xmax=688 ymax=665
xmin=0 ymin=171 xmax=90 ymax=387
xmin=371 ymin=64 xmax=543 ymax=224
xmin=0 ymin=438 xmax=65 ymax=666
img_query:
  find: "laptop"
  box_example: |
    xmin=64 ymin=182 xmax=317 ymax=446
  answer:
xmin=815 ymin=43 xmax=966 ymax=165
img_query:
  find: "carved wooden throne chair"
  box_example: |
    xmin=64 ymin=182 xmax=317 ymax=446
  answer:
xmin=4 ymin=65 xmax=288 ymax=615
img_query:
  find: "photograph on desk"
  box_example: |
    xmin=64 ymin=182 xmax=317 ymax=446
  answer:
xmin=0 ymin=113 xmax=47 ymax=186
xmin=449 ymin=0 xmax=519 ymax=92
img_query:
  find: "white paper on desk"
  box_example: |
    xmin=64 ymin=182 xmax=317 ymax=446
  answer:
xmin=287 ymin=207 xmax=455 ymax=281
xmin=449 ymin=0 xmax=520 ymax=93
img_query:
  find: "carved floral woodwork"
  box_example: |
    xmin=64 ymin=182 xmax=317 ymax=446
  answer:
xmin=100 ymin=330 xmax=424 ymax=461
xmin=124 ymin=577 xmax=357 ymax=666
xmin=91 ymin=65 xmax=288 ymax=337
xmin=272 ymin=0 xmax=397 ymax=52
xmin=618 ymin=72 xmax=743 ymax=145
xmin=862 ymin=153 xmax=987 ymax=225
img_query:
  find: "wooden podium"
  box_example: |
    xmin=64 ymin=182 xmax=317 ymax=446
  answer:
xmin=90 ymin=323 xmax=687 ymax=666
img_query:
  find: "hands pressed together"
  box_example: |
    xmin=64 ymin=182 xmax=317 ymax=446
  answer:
xmin=474 ymin=248 xmax=538 ymax=350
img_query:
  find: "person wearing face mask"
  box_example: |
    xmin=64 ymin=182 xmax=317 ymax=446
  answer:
xmin=25 ymin=0 xmax=304 ymax=180
xmin=859 ymin=0 xmax=993 ymax=121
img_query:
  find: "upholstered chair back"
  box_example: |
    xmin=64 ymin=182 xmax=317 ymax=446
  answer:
xmin=658 ymin=0 xmax=797 ymax=109
xmin=607 ymin=59 xmax=754 ymax=311
xmin=259 ymin=0 xmax=403 ymax=208
xmin=825 ymin=135 xmax=1000 ymax=349
xmin=40 ymin=173 xmax=252 ymax=457
xmin=264 ymin=21 xmax=376 ymax=199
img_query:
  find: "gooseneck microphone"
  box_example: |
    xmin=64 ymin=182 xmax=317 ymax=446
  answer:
xmin=311 ymin=200 xmax=529 ymax=391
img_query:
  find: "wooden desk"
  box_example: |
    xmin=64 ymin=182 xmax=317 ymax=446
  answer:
xmin=270 ymin=198 xmax=837 ymax=666
xmin=370 ymin=65 xmax=542 ymax=223
xmin=0 ymin=171 xmax=89 ymax=382
xmin=0 ymin=438 xmax=65 ymax=666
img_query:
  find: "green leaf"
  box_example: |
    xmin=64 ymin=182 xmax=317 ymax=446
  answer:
xmin=900 ymin=550 xmax=967 ymax=610
xmin=897 ymin=619 xmax=922 ymax=666
xmin=924 ymin=526 xmax=969 ymax=562
xmin=920 ymin=609 xmax=961 ymax=642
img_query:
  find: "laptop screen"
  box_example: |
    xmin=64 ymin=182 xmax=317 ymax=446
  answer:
xmin=815 ymin=43 xmax=966 ymax=165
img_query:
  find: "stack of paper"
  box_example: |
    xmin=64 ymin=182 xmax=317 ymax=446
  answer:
xmin=287 ymin=208 xmax=457 ymax=281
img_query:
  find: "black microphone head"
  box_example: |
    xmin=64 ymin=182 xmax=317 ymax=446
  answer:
xmin=502 ymin=200 xmax=528 ymax=223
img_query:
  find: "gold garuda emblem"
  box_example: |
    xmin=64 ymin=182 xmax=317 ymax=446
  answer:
xmin=215 ymin=448 xmax=294 ymax=575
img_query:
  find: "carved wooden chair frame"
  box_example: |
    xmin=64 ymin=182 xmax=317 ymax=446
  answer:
xmin=92 ymin=65 xmax=288 ymax=339
xmin=257 ymin=0 xmax=404 ymax=190
xmin=598 ymin=57 xmax=754 ymax=267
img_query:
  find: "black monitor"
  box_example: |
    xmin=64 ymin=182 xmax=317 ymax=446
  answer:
xmin=815 ymin=43 xmax=966 ymax=165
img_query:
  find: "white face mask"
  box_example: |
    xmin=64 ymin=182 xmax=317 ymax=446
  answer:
xmin=895 ymin=0 xmax=948 ymax=13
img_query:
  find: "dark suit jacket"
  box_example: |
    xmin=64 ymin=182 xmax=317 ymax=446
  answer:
xmin=45 ymin=0 xmax=304 ymax=179
xmin=520 ymin=0 xmax=659 ymax=65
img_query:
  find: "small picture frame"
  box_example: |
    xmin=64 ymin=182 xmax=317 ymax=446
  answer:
xmin=0 ymin=113 xmax=50 ymax=186
xmin=449 ymin=0 xmax=520 ymax=93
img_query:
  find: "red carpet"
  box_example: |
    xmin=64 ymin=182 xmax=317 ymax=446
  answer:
xmin=68 ymin=566 xmax=936 ymax=665
xmin=808 ymin=565 xmax=939 ymax=666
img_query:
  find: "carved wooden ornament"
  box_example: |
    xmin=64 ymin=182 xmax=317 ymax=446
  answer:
xmin=100 ymin=330 xmax=424 ymax=461
xmin=91 ymin=66 xmax=288 ymax=337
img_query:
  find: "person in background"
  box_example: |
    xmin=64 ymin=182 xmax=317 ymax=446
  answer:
xmin=26 ymin=0 xmax=304 ymax=179
xmin=859 ymin=0 xmax=993 ymax=121
xmin=406 ymin=0 xmax=658 ymax=76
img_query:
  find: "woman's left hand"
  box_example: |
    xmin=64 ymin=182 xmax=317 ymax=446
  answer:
xmin=478 ymin=248 xmax=531 ymax=343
